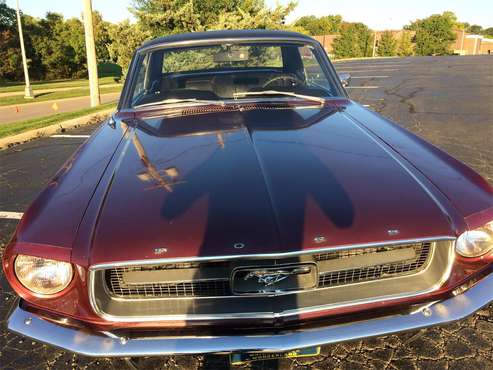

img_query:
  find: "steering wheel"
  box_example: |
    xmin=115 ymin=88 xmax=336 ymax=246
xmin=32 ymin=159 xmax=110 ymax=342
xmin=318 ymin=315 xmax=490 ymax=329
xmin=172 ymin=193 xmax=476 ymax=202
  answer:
xmin=262 ymin=74 xmax=305 ymax=89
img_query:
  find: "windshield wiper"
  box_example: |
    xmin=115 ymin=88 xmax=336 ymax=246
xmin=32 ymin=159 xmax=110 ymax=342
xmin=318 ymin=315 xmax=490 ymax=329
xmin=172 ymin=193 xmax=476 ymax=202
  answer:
xmin=134 ymin=98 xmax=226 ymax=109
xmin=233 ymin=90 xmax=325 ymax=106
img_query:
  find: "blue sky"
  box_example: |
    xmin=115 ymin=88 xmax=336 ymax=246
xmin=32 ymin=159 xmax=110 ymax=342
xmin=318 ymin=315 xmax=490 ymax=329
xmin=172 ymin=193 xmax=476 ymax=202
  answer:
xmin=6 ymin=0 xmax=493 ymax=30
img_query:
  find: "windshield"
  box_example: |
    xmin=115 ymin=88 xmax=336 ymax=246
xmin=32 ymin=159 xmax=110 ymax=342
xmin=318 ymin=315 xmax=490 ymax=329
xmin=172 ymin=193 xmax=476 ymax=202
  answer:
xmin=129 ymin=42 xmax=340 ymax=108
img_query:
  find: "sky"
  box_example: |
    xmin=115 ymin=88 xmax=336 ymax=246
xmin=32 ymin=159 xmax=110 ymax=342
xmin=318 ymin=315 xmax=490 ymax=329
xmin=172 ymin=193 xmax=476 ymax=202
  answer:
xmin=5 ymin=0 xmax=493 ymax=31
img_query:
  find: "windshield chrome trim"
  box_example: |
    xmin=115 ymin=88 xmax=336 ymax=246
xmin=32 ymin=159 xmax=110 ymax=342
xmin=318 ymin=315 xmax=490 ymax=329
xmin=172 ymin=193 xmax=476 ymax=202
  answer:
xmin=138 ymin=37 xmax=312 ymax=53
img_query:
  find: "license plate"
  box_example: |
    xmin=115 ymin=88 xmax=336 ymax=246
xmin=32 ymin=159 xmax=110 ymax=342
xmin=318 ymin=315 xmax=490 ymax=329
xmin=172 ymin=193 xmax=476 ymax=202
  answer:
xmin=230 ymin=346 xmax=321 ymax=365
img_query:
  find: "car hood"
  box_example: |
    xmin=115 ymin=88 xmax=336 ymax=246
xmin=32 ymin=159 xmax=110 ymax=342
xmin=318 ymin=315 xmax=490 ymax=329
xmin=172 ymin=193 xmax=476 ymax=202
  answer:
xmin=88 ymin=103 xmax=454 ymax=265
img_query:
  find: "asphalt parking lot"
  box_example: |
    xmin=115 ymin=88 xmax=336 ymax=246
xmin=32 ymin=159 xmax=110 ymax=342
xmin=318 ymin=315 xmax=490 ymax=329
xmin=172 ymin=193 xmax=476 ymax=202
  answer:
xmin=1 ymin=55 xmax=492 ymax=369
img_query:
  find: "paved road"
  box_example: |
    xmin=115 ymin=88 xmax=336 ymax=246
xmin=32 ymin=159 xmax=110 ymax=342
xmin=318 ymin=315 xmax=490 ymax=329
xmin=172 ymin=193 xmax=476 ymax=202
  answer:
xmin=0 ymin=83 xmax=121 ymax=98
xmin=0 ymin=56 xmax=492 ymax=369
xmin=0 ymin=92 xmax=120 ymax=124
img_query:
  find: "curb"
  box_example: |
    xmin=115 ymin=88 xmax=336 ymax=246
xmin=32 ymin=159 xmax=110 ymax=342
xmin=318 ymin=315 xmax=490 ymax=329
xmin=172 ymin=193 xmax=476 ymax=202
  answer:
xmin=0 ymin=108 xmax=114 ymax=150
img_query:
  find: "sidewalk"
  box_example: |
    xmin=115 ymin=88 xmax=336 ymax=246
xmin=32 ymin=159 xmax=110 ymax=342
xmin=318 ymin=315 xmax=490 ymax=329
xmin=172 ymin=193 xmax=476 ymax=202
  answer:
xmin=0 ymin=83 xmax=121 ymax=98
xmin=0 ymin=92 xmax=120 ymax=124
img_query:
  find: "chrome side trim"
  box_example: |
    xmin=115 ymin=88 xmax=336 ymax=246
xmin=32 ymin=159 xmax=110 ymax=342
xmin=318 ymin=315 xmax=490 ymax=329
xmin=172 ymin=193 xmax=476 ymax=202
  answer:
xmin=8 ymin=272 xmax=493 ymax=357
xmin=89 ymin=236 xmax=455 ymax=269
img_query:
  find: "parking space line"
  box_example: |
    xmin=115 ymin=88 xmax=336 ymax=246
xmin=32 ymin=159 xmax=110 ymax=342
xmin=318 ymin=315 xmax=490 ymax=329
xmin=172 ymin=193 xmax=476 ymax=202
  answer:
xmin=346 ymin=86 xmax=380 ymax=89
xmin=337 ymin=69 xmax=399 ymax=73
xmin=337 ymin=64 xmax=408 ymax=68
xmin=351 ymin=76 xmax=389 ymax=79
xmin=50 ymin=134 xmax=90 ymax=138
xmin=0 ymin=211 xmax=23 ymax=220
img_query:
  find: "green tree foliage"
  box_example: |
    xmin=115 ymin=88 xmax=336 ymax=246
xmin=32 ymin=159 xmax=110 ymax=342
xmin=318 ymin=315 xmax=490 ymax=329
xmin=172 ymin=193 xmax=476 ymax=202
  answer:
xmin=293 ymin=15 xmax=342 ymax=35
xmin=332 ymin=23 xmax=373 ymax=58
xmin=92 ymin=11 xmax=112 ymax=62
xmin=467 ymin=24 xmax=483 ymax=34
xmin=397 ymin=31 xmax=414 ymax=56
xmin=484 ymin=27 xmax=493 ymax=38
xmin=130 ymin=0 xmax=296 ymax=38
xmin=2 ymin=0 xmax=493 ymax=82
xmin=408 ymin=12 xmax=457 ymax=56
xmin=0 ymin=1 xmax=21 ymax=80
xmin=377 ymin=31 xmax=397 ymax=56
xmin=0 ymin=1 xmax=113 ymax=81
xmin=107 ymin=20 xmax=150 ymax=75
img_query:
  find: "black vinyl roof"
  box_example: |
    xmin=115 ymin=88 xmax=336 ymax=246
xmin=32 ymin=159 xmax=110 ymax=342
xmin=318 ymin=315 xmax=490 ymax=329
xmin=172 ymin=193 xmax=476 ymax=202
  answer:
xmin=140 ymin=29 xmax=315 ymax=49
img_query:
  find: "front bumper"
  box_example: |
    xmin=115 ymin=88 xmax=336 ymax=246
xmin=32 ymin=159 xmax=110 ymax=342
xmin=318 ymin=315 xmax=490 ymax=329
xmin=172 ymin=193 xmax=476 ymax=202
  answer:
xmin=7 ymin=272 xmax=493 ymax=357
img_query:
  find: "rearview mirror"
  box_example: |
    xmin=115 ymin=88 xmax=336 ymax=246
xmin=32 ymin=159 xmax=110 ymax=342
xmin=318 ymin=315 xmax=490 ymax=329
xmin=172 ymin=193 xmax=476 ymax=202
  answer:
xmin=338 ymin=73 xmax=351 ymax=87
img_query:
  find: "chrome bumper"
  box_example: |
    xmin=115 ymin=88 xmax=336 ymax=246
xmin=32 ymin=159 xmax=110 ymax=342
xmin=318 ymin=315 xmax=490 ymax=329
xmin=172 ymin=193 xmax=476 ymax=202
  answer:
xmin=7 ymin=272 xmax=493 ymax=357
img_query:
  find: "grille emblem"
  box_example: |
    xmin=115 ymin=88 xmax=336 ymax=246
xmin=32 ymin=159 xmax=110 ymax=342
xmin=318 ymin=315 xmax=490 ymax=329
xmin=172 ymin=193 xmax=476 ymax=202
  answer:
xmin=233 ymin=243 xmax=245 ymax=249
xmin=243 ymin=266 xmax=312 ymax=287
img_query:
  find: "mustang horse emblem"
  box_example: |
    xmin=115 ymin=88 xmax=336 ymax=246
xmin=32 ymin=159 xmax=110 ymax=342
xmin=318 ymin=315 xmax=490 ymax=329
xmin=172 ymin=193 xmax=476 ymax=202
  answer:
xmin=243 ymin=266 xmax=311 ymax=286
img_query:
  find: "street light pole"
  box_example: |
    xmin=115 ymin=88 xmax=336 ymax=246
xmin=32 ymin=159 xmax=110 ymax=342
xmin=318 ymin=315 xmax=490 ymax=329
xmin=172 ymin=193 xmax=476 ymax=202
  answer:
xmin=82 ymin=0 xmax=100 ymax=107
xmin=15 ymin=0 xmax=34 ymax=99
xmin=372 ymin=31 xmax=378 ymax=57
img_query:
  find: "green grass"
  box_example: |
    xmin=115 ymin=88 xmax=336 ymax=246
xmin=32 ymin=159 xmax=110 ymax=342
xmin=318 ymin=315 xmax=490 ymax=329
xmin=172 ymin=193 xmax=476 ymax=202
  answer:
xmin=0 ymin=102 xmax=117 ymax=138
xmin=0 ymin=76 xmax=120 ymax=94
xmin=0 ymin=85 xmax=122 ymax=107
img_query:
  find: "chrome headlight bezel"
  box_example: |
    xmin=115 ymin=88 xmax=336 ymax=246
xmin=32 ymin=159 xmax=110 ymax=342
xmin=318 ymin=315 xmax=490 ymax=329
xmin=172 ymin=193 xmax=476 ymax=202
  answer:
xmin=456 ymin=221 xmax=493 ymax=258
xmin=14 ymin=254 xmax=73 ymax=295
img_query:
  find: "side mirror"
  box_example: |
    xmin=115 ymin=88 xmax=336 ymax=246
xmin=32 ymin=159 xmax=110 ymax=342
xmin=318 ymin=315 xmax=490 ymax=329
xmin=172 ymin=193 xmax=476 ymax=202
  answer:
xmin=338 ymin=73 xmax=351 ymax=87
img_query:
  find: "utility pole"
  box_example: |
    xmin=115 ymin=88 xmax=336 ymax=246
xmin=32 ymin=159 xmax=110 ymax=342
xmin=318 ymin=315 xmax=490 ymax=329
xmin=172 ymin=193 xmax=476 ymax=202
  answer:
xmin=372 ymin=31 xmax=378 ymax=57
xmin=15 ymin=0 xmax=34 ymax=99
xmin=82 ymin=0 xmax=100 ymax=107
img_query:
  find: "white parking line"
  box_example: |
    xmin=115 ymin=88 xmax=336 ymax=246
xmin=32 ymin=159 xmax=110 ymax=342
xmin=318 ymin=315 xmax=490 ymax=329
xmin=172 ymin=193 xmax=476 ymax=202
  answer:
xmin=351 ymin=76 xmax=389 ymax=79
xmin=337 ymin=69 xmax=399 ymax=73
xmin=346 ymin=86 xmax=380 ymax=89
xmin=363 ymin=104 xmax=371 ymax=107
xmin=50 ymin=134 xmax=90 ymax=138
xmin=338 ymin=64 xmax=408 ymax=69
xmin=0 ymin=211 xmax=23 ymax=220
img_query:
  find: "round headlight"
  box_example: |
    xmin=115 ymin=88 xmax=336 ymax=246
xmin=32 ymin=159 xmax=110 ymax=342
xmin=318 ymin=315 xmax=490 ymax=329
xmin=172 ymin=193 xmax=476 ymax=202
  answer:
xmin=456 ymin=221 xmax=493 ymax=257
xmin=14 ymin=255 xmax=73 ymax=295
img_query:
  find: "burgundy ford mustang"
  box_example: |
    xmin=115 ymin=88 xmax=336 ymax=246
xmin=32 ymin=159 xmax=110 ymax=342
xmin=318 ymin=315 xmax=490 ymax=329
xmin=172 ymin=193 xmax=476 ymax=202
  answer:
xmin=3 ymin=30 xmax=493 ymax=360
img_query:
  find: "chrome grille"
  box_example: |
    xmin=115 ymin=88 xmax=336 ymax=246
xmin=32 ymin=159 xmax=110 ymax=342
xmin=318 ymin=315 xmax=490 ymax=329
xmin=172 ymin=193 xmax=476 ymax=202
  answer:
xmin=106 ymin=262 xmax=231 ymax=298
xmin=318 ymin=242 xmax=431 ymax=287
xmin=104 ymin=242 xmax=432 ymax=299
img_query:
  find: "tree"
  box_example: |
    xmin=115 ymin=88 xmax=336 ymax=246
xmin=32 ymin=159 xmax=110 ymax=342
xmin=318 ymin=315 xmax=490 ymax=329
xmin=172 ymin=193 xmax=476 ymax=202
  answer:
xmin=29 ymin=13 xmax=81 ymax=79
xmin=332 ymin=22 xmax=373 ymax=58
xmin=467 ymin=24 xmax=483 ymax=34
xmin=130 ymin=0 xmax=296 ymax=38
xmin=92 ymin=11 xmax=112 ymax=62
xmin=294 ymin=15 xmax=342 ymax=35
xmin=378 ymin=31 xmax=396 ymax=56
xmin=0 ymin=1 xmax=20 ymax=80
xmin=107 ymin=20 xmax=150 ymax=75
xmin=484 ymin=27 xmax=493 ymax=38
xmin=408 ymin=12 xmax=457 ymax=56
xmin=397 ymin=31 xmax=414 ymax=56
xmin=0 ymin=1 xmax=45 ymax=81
